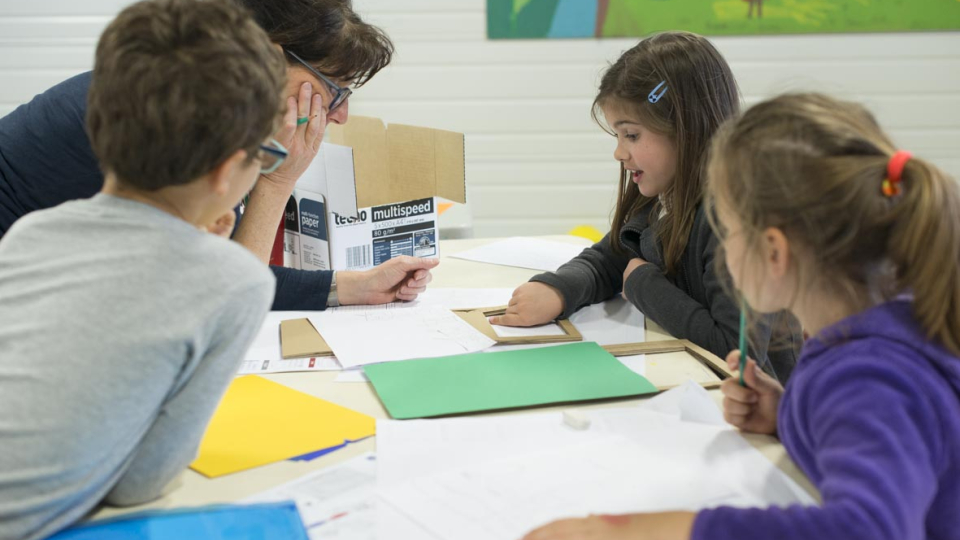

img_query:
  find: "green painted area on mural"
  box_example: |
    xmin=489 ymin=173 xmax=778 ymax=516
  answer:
xmin=601 ymin=0 xmax=960 ymax=37
xmin=514 ymin=0 xmax=536 ymax=13
xmin=514 ymin=0 xmax=559 ymax=38
xmin=489 ymin=0 xmax=960 ymax=39
xmin=488 ymin=0 xmax=560 ymax=39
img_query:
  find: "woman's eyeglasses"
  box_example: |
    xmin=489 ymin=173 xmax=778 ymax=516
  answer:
xmin=283 ymin=48 xmax=352 ymax=113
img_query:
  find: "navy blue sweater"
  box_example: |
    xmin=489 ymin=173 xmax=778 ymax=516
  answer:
xmin=0 ymin=72 xmax=330 ymax=310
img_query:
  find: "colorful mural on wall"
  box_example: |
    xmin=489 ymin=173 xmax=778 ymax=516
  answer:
xmin=487 ymin=0 xmax=960 ymax=39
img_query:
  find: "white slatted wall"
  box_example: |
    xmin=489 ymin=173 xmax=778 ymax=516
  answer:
xmin=2 ymin=0 xmax=958 ymax=237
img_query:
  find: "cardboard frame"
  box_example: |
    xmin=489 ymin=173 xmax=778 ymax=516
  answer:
xmin=602 ymin=339 xmax=735 ymax=391
xmin=456 ymin=306 xmax=582 ymax=345
xmin=277 ymin=314 xmax=734 ymax=396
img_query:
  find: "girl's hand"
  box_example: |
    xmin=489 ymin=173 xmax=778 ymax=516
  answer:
xmin=203 ymin=210 xmax=236 ymax=239
xmin=488 ymin=282 xmax=564 ymax=327
xmin=721 ymin=351 xmax=783 ymax=435
xmin=523 ymin=512 xmax=695 ymax=540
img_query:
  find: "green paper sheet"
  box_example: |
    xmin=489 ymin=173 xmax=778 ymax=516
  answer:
xmin=364 ymin=342 xmax=658 ymax=419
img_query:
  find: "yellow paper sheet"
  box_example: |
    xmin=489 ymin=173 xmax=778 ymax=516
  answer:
xmin=190 ymin=376 xmax=376 ymax=478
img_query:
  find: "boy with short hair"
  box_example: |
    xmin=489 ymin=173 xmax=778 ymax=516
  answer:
xmin=0 ymin=1 xmax=287 ymax=538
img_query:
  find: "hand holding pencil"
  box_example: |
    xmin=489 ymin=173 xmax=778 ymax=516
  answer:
xmin=720 ymin=350 xmax=783 ymax=435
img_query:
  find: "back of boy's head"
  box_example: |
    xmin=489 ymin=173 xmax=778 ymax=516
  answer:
xmin=594 ymin=31 xmax=740 ymax=274
xmin=235 ymin=0 xmax=393 ymax=86
xmin=87 ymin=0 xmax=286 ymax=191
xmin=708 ymin=93 xmax=960 ymax=355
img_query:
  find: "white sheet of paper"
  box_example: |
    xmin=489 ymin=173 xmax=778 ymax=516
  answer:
xmin=373 ymin=411 xmax=645 ymax=539
xmin=309 ymin=306 xmax=496 ymax=368
xmin=448 ymin=237 xmax=588 ymax=272
xmin=377 ymin=406 xmax=815 ymax=540
xmin=237 ymin=355 xmax=341 ymax=376
xmin=378 ymin=432 xmax=796 ymax=540
xmin=490 ymin=320 xmax=568 ymax=338
xmin=410 ymin=288 xmax=515 ymax=310
xmin=335 ymin=368 xmax=369 ymax=383
xmin=568 ymin=297 xmax=645 ymax=345
xmin=641 ymin=379 xmax=726 ymax=426
xmin=327 ymin=303 xmax=411 ymax=312
xmin=323 ymin=288 xmax=514 ymax=314
xmin=376 ymin=412 xmax=618 ymax=486
xmin=244 ymin=310 xmax=323 ymax=362
xmin=616 ymin=354 xmax=646 ymax=377
xmin=244 ymin=452 xmax=376 ymax=540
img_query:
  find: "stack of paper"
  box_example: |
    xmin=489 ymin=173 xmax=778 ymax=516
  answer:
xmin=245 ymin=453 xmax=377 ymax=540
xmin=190 ymin=376 xmax=375 ymax=477
xmin=309 ymin=305 xmax=496 ymax=368
xmin=375 ymin=383 xmax=816 ymax=540
xmin=364 ymin=342 xmax=658 ymax=419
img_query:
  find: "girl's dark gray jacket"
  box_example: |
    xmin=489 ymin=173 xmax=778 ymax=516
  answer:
xmin=531 ymin=203 xmax=799 ymax=382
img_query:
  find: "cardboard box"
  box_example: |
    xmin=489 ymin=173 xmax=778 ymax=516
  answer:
xmin=274 ymin=116 xmax=465 ymax=271
xmin=328 ymin=196 xmax=439 ymax=270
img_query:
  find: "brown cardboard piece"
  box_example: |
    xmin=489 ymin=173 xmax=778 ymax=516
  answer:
xmin=602 ymin=339 xmax=735 ymax=391
xmin=326 ymin=116 xmax=466 ymax=209
xmin=279 ymin=318 xmax=333 ymax=359
xmin=455 ymin=306 xmax=582 ymax=345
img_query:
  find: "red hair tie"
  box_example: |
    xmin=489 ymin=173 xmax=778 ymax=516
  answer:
xmin=882 ymin=150 xmax=912 ymax=198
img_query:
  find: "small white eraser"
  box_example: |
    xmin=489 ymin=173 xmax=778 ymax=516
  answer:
xmin=562 ymin=410 xmax=591 ymax=430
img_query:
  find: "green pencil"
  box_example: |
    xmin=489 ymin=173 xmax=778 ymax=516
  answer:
xmin=738 ymin=307 xmax=747 ymax=386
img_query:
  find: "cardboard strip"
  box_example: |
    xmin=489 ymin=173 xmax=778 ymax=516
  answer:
xmin=280 ymin=318 xmax=333 ymax=359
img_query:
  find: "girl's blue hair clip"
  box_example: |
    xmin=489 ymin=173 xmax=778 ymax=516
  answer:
xmin=648 ymin=80 xmax=668 ymax=104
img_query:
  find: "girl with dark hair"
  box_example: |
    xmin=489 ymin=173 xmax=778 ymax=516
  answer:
xmin=491 ymin=31 xmax=798 ymax=381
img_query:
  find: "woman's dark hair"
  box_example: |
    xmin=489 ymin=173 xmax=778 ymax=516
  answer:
xmin=236 ymin=0 xmax=393 ymax=86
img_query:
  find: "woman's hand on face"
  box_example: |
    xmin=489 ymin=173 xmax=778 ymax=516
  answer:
xmin=260 ymin=82 xmax=327 ymax=191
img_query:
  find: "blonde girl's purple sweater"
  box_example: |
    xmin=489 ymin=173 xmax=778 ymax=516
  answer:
xmin=692 ymin=299 xmax=960 ymax=540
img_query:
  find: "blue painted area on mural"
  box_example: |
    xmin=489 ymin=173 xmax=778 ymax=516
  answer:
xmin=546 ymin=0 xmax=597 ymax=38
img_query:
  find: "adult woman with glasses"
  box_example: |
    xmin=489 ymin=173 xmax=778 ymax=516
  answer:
xmin=0 ymin=0 xmax=439 ymax=310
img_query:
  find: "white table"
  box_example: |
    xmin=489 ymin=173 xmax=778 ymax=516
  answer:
xmin=94 ymin=235 xmax=816 ymax=520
